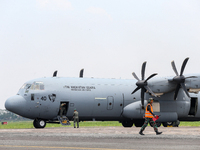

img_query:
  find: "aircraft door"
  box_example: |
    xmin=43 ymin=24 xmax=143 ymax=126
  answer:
xmin=30 ymin=93 xmax=47 ymax=117
xmin=32 ymin=93 xmax=42 ymax=109
xmin=58 ymin=101 xmax=69 ymax=117
xmin=188 ymin=97 xmax=198 ymax=116
xmin=92 ymin=87 xmax=123 ymax=117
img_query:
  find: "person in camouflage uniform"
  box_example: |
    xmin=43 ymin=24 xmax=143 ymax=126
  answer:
xmin=73 ymin=108 xmax=79 ymax=128
xmin=60 ymin=103 xmax=66 ymax=118
xmin=139 ymin=98 xmax=162 ymax=135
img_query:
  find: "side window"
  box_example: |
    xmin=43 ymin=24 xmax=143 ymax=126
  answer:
xmin=31 ymin=83 xmax=35 ymax=90
xmin=20 ymin=84 xmax=31 ymax=90
xmin=21 ymin=84 xmax=26 ymax=89
xmin=25 ymin=84 xmax=31 ymax=89
xmin=31 ymin=82 xmax=44 ymax=90
xmin=31 ymin=94 xmax=34 ymax=101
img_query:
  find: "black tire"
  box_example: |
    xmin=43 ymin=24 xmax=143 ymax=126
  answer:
xmin=156 ymin=122 xmax=161 ymax=127
xmin=122 ymin=121 xmax=134 ymax=127
xmin=134 ymin=122 xmax=144 ymax=127
xmin=173 ymin=120 xmax=180 ymax=127
xmin=33 ymin=119 xmax=37 ymax=128
xmin=162 ymin=122 xmax=173 ymax=127
xmin=33 ymin=119 xmax=46 ymax=128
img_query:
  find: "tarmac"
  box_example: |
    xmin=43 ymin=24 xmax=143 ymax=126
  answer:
xmin=0 ymin=126 xmax=200 ymax=150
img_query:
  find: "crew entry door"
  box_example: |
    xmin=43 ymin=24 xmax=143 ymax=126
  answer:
xmin=58 ymin=101 xmax=69 ymax=117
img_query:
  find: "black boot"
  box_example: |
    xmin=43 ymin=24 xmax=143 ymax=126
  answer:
xmin=156 ymin=131 xmax=162 ymax=135
xmin=139 ymin=131 xmax=145 ymax=135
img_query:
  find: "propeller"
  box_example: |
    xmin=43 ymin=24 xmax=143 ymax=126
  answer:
xmin=53 ymin=70 xmax=58 ymax=77
xmin=79 ymin=69 xmax=84 ymax=78
xmin=171 ymin=57 xmax=196 ymax=100
xmin=131 ymin=62 xmax=158 ymax=109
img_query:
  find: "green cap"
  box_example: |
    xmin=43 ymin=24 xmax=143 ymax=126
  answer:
xmin=148 ymin=98 xmax=154 ymax=103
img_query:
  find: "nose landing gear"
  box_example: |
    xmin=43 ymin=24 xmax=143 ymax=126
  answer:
xmin=33 ymin=119 xmax=46 ymax=128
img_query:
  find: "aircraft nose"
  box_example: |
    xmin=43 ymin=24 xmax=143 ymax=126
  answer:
xmin=5 ymin=95 xmax=26 ymax=114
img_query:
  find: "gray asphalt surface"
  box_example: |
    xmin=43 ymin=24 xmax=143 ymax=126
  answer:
xmin=0 ymin=126 xmax=200 ymax=150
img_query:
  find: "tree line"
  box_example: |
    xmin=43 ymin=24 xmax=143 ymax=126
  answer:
xmin=0 ymin=109 xmax=29 ymax=121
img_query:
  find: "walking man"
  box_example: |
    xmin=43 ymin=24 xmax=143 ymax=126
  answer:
xmin=73 ymin=108 xmax=79 ymax=128
xmin=139 ymin=98 xmax=162 ymax=135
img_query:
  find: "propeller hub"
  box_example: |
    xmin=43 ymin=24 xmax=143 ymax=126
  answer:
xmin=136 ymin=80 xmax=147 ymax=88
xmin=173 ymin=75 xmax=185 ymax=83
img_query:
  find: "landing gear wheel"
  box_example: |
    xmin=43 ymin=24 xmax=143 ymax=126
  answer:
xmin=33 ymin=119 xmax=46 ymax=128
xmin=162 ymin=122 xmax=173 ymax=127
xmin=134 ymin=122 xmax=144 ymax=127
xmin=156 ymin=122 xmax=161 ymax=127
xmin=122 ymin=121 xmax=133 ymax=127
xmin=174 ymin=120 xmax=180 ymax=127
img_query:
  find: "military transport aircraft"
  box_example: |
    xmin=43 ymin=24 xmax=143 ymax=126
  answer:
xmin=5 ymin=58 xmax=200 ymax=128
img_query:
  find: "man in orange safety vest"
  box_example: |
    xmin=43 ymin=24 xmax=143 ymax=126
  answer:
xmin=139 ymin=98 xmax=162 ymax=135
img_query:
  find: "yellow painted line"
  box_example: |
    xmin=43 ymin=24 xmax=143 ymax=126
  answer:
xmin=0 ymin=145 xmax=132 ymax=150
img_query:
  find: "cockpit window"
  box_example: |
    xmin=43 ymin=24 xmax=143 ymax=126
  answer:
xmin=21 ymin=84 xmax=31 ymax=89
xmin=30 ymin=82 xmax=44 ymax=90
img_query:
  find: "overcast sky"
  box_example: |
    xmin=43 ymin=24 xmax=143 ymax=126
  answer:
xmin=1 ymin=0 xmax=200 ymax=109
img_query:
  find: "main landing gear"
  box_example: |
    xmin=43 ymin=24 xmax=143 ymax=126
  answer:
xmin=122 ymin=121 xmax=134 ymax=127
xmin=121 ymin=121 xmax=144 ymax=127
xmin=33 ymin=119 xmax=46 ymax=128
xmin=162 ymin=120 xmax=180 ymax=127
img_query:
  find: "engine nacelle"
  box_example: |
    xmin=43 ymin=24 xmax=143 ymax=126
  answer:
xmin=123 ymin=100 xmax=178 ymax=122
xmin=148 ymin=76 xmax=200 ymax=95
xmin=122 ymin=101 xmax=147 ymax=119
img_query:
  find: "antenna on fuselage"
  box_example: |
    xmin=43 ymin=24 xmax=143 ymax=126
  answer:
xmin=79 ymin=69 xmax=84 ymax=78
xmin=53 ymin=70 xmax=58 ymax=77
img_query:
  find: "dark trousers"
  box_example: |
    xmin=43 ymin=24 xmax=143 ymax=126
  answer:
xmin=74 ymin=118 xmax=79 ymax=128
xmin=60 ymin=108 xmax=66 ymax=117
xmin=140 ymin=117 xmax=158 ymax=132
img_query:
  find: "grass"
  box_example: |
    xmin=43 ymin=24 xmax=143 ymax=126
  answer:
xmin=0 ymin=121 xmax=200 ymax=129
xmin=0 ymin=121 xmax=123 ymax=129
xmin=179 ymin=121 xmax=200 ymax=127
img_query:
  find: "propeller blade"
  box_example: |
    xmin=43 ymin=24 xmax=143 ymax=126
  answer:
xmin=145 ymin=73 xmax=158 ymax=83
xmin=141 ymin=62 xmax=147 ymax=80
xmin=53 ymin=71 xmax=57 ymax=77
xmin=174 ymin=84 xmax=180 ymax=100
xmin=180 ymin=57 xmax=189 ymax=76
xmin=180 ymin=83 xmax=190 ymax=98
xmin=132 ymin=72 xmax=140 ymax=81
xmin=79 ymin=69 xmax=84 ymax=78
xmin=145 ymin=86 xmax=157 ymax=97
xmin=171 ymin=61 xmax=179 ymax=76
xmin=185 ymin=76 xmax=197 ymax=79
xmin=132 ymin=61 xmax=157 ymax=109
xmin=141 ymin=88 xmax=145 ymax=109
xmin=131 ymin=87 xmax=140 ymax=94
